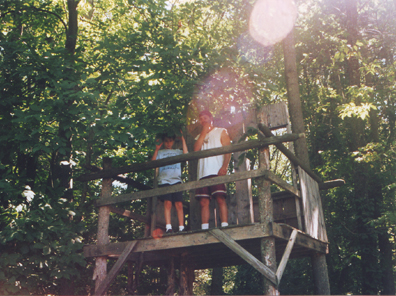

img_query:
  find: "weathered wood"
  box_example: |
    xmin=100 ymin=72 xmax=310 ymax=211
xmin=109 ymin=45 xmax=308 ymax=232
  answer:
xmin=77 ymin=134 xmax=304 ymax=182
xmin=234 ymin=151 xmax=254 ymax=224
xmin=179 ymin=253 xmax=193 ymax=295
xmin=257 ymin=110 xmax=278 ymax=295
xmin=96 ymin=168 xmax=300 ymax=207
xmin=265 ymin=170 xmax=301 ymax=198
xmin=260 ymin=102 xmax=290 ymax=130
xmin=258 ymin=123 xmax=322 ymax=184
xmin=319 ymin=179 xmax=346 ymax=190
xmin=84 ymin=224 xmax=269 ymax=257
xmin=299 ymin=168 xmax=328 ymax=242
xmin=210 ymin=229 xmax=277 ymax=286
xmin=94 ymin=241 xmax=138 ymax=296
xmin=276 ymin=229 xmax=298 ymax=284
xmin=165 ymin=257 xmax=176 ymax=295
xmin=150 ymin=168 xmax=158 ymax=235
xmin=84 ymin=164 xmax=152 ymax=191
xmin=93 ymin=158 xmax=112 ymax=293
xmin=96 ymin=168 xmax=266 ymax=206
xmin=272 ymin=223 xmax=328 ymax=254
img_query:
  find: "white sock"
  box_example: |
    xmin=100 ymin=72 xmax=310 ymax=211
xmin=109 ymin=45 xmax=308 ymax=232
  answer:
xmin=179 ymin=226 xmax=185 ymax=231
xmin=201 ymin=223 xmax=209 ymax=230
xmin=221 ymin=222 xmax=229 ymax=227
xmin=166 ymin=224 xmax=172 ymax=231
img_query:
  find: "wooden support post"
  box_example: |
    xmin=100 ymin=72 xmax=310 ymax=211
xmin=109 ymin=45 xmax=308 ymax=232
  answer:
xmin=234 ymin=151 xmax=254 ymax=224
xmin=127 ymin=262 xmax=134 ymax=295
xmin=94 ymin=241 xmax=137 ymax=296
xmin=180 ymin=253 xmax=194 ymax=295
xmin=93 ymin=157 xmax=112 ymax=293
xmin=150 ymin=168 xmax=158 ymax=235
xmin=165 ymin=257 xmax=176 ymax=295
xmin=276 ymin=229 xmax=298 ymax=284
xmin=131 ymin=253 xmax=144 ymax=295
xmin=257 ymin=111 xmax=279 ymax=295
xmin=210 ymin=229 xmax=277 ymax=285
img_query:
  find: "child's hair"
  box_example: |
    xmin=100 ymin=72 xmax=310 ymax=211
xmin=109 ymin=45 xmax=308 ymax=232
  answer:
xmin=161 ymin=133 xmax=176 ymax=141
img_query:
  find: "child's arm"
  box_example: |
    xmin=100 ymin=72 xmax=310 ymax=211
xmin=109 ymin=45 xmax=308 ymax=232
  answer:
xmin=151 ymin=140 xmax=163 ymax=161
xmin=194 ymin=122 xmax=210 ymax=151
xmin=180 ymin=131 xmax=188 ymax=154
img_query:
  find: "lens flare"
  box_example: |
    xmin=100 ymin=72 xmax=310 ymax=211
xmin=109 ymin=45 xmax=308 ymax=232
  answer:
xmin=237 ymin=31 xmax=274 ymax=65
xmin=249 ymin=0 xmax=297 ymax=46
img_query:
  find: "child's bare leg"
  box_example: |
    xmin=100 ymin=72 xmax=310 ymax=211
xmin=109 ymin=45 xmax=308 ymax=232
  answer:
xmin=200 ymin=197 xmax=210 ymax=227
xmin=175 ymin=201 xmax=184 ymax=227
xmin=164 ymin=200 xmax=172 ymax=225
xmin=215 ymin=195 xmax=228 ymax=225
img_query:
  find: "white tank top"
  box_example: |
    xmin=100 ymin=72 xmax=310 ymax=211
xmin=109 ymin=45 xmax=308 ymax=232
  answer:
xmin=196 ymin=127 xmax=226 ymax=179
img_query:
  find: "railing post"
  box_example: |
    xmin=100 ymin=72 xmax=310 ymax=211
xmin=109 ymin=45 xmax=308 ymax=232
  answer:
xmin=94 ymin=157 xmax=112 ymax=294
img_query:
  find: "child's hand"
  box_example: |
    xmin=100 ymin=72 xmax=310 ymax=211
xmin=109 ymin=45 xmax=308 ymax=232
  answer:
xmin=155 ymin=139 xmax=163 ymax=150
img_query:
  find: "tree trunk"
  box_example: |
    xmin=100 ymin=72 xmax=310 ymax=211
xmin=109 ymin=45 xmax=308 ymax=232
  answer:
xmin=283 ymin=30 xmax=331 ymax=295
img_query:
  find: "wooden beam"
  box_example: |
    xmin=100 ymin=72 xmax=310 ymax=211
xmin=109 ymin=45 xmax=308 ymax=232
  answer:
xmin=257 ymin=123 xmax=322 ymax=183
xmin=96 ymin=168 xmax=301 ymax=207
xmin=77 ymin=134 xmax=304 ymax=182
xmin=84 ymin=164 xmax=152 ymax=191
xmin=265 ymin=170 xmax=301 ymax=198
xmin=94 ymin=241 xmax=137 ymax=296
xmin=319 ymin=179 xmax=345 ymax=190
xmin=272 ymin=223 xmax=328 ymax=254
xmin=276 ymin=229 xmax=298 ymax=284
xmin=96 ymin=168 xmax=270 ymax=206
xmin=84 ymin=224 xmax=269 ymax=258
xmin=209 ymin=229 xmax=277 ymax=286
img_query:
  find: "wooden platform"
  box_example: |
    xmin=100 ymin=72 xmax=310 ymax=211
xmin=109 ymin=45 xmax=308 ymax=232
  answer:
xmin=83 ymin=222 xmax=328 ymax=270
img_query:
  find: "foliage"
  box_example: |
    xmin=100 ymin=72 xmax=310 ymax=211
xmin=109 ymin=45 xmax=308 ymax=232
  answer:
xmin=1 ymin=0 xmax=396 ymax=294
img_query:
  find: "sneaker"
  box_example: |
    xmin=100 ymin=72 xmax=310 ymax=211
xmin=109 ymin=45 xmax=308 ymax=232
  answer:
xmin=166 ymin=229 xmax=173 ymax=234
xmin=178 ymin=228 xmax=185 ymax=233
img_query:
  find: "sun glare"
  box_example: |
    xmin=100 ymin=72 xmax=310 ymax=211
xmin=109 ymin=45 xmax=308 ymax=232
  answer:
xmin=249 ymin=0 xmax=297 ymax=46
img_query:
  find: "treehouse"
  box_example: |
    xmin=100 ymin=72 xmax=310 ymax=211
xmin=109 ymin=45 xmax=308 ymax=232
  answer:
xmin=80 ymin=102 xmax=343 ymax=295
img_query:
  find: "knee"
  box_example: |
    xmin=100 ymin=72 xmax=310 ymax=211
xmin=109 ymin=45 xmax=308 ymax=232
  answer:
xmin=216 ymin=195 xmax=227 ymax=206
xmin=175 ymin=201 xmax=183 ymax=211
xmin=200 ymin=198 xmax=210 ymax=208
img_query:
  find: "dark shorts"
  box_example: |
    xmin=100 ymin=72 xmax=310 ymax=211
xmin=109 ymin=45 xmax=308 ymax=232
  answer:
xmin=158 ymin=183 xmax=183 ymax=203
xmin=195 ymin=175 xmax=227 ymax=200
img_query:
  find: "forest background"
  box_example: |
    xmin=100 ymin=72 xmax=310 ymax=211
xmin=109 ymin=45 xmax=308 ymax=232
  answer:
xmin=1 ymin=0 xmax=396 ymax=295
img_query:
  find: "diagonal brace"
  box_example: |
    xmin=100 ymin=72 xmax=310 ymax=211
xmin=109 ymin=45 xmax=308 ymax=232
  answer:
xmin=94 ymin=241 xmax=138 ymax=296
xmin=209 ymin=229 xmax=277 ymax=286
xmin=276 ymin=229 xmax=298 ymax=284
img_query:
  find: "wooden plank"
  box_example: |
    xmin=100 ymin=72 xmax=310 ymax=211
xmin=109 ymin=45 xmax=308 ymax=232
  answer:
xmin=299 ymin=168 xmax=328 ymax=242
xmin=265 ymin=170 xmax=301 ymax=198
xmin=209 ymin=229 xmax=277 ymax=286
xmin=234 ymin=151 xmax=254 ymax=224
xmin=276 ymin=229 xmax=298 ymax=284
xmin=319 ymin=179 xmax=345 ymax=190
xmin=257 ymin=123 xmax=322 ymax=183
xmin=77 ymin=134 xmax=304 ymax=182
xmin=83 ymin=224 xmax=269 ymax=258
xmin=94 ymin=241 xmax=138 ymax=296
xmin=96 ymin=168 xmax=271 ymax=206
xmin=260 ymin=102 xmax=290 ymax=130
xmin=97 ymin=169 xmax=301 ymax=207
xmin=272 ymin=223 xmax=328 ymax=254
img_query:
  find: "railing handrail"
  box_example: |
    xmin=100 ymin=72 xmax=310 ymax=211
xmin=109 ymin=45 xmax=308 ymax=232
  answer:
xmin=76 ymin=133 xmax=304 ymax=182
